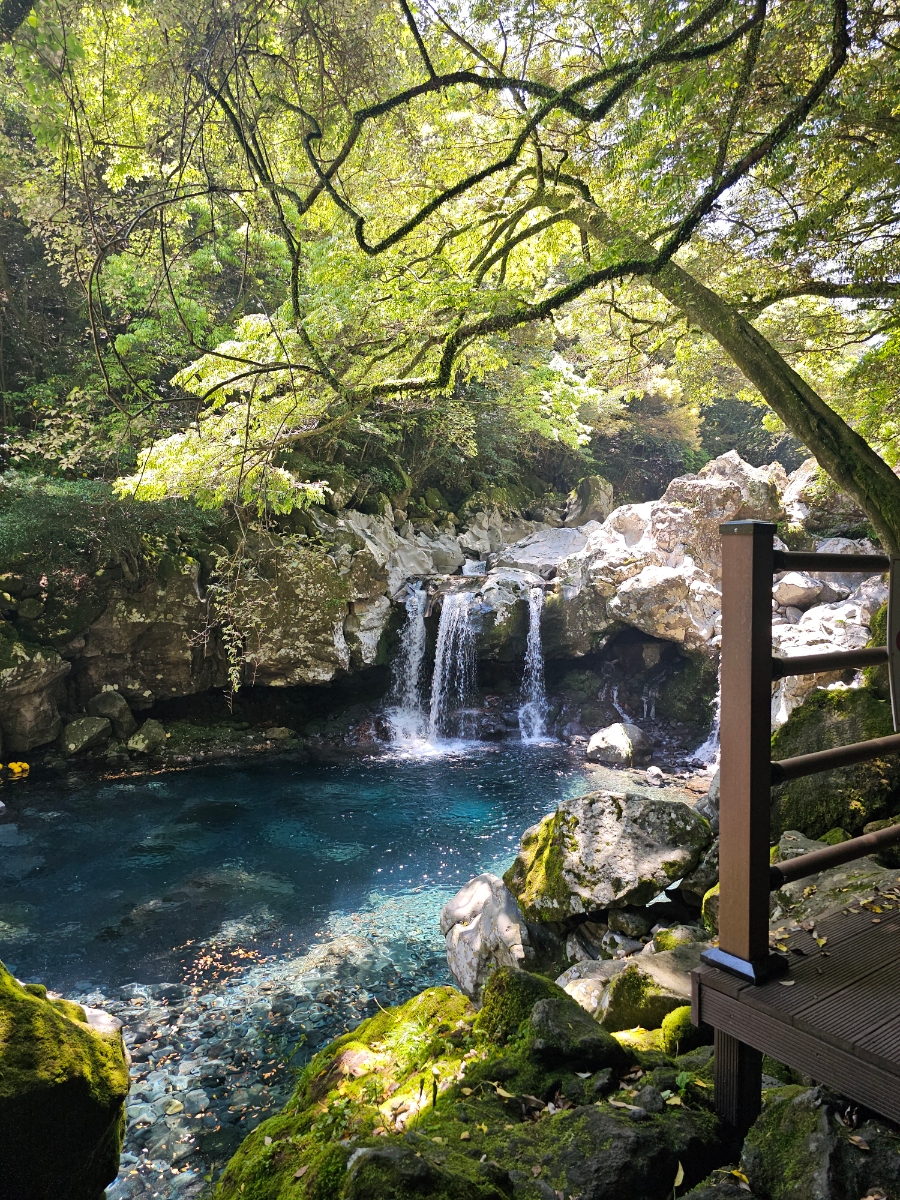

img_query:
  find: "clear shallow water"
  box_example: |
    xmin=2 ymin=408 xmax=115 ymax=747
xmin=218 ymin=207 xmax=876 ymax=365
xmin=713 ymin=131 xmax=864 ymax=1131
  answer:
xmin=0 ymin=745 xmax=593 ymax=992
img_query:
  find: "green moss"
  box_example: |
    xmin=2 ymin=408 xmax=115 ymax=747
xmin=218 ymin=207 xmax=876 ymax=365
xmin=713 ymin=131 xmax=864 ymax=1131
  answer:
xmin=820 ymin=827 xmax=851 ymax=845
xmin=502 ymin=812 xmax=573 ymax=921
xmin=216 ymin=970 xmax=727 ymax=1200
xmin=474 ymin=968 xmax=566 ymax=1044
xmin=740 ymin=1086 xmax=824 ymax=1198
xmin=702 ymin=883 xmax=720 ymax=935
xmin=655 ymin=654 xmax=718 ymax=729
xmin=0 ymin=958 xmax=129 ymax=1198
xmin=661 ymin=1007 xmax=712 ymax=1056
xmin=771 ymin=685 xmax=900 ymax=837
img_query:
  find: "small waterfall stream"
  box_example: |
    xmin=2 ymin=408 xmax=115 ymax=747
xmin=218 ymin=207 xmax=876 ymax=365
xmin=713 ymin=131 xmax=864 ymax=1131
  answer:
xmin=386 ymin=584 xmax=428 ymax=742
xmin=518 ymin=586 xmax=548 ymax=742
xmin=692 ymin=672 xmax=721 ymax=767
xmin=428 ymin=592 xmax=478 ymax=739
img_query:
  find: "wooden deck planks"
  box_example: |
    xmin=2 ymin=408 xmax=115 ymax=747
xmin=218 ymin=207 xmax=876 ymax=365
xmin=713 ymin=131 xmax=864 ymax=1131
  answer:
xmin=694 ymin=891 xmax=900 ymax=1123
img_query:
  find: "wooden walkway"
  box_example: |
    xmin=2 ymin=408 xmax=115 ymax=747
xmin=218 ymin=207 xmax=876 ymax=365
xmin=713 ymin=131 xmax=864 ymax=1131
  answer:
xmin=690 ymin=520 xmax=900 ymax=1132
xmin=694 ymin=885 xmax=900 ymax=1123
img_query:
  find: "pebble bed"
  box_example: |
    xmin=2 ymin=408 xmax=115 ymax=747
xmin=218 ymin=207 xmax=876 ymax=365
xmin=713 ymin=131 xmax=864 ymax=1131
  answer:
xmin=83 ymin=893 xmax=452 ymax=1198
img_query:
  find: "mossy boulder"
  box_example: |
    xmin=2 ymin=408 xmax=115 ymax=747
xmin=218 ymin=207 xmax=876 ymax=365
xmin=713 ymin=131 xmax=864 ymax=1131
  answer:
xmin=598 ymin=948 xmax=698 ymax=1032
xmin=742 ymin=1085 xmax=900 ymax=1200
xmin=0 ymin=959 xmax=130 ymax=1198
xmin=771 ymin=685 xmax=900 ymax=838
xmin=504 ymin=790 xmax=711 ymax=921
xmin=215 ymin=971 xmax=728 ymax=1200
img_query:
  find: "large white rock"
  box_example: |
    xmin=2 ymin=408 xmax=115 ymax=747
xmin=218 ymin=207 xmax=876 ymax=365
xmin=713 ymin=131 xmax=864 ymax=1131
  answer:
xmin=504 ymin=790 xmax=712 ymax=920
xmin=489 ymin=526 xmax=597 ymax=578
xmin=772 ymin=571 xmax=822 ymax=610
xmin=563 ymin=475 xmax=615 ymax=527
xmin=585 ymin=722 xmax=652 ymax=766
xmin=771 ymin=573 xmax=887 ymax=726
xmin=439 ymin=873 xmax=531 ymax=1001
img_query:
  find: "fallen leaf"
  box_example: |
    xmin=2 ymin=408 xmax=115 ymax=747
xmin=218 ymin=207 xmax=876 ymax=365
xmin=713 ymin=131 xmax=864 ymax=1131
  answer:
xmin=849 ymin=1135 xmax=870 ymax=1150
xmin=531 ymin=1165 xmax=542 ymax=1177
xmin=294 ymin=1165 xmax=309 ymax=1179
xmin=731 ymin=1171 xmax=750 ymax=1184
xmin=476 ymin=1123 xmax=488 ymax=1134
xmin=264 ymin=1136 xmax=272 ymax=1146
xmin=432 ymin=1136 xmax=444 ymax=1144
xmin=495 ymin=1086 xmax=516 ymax=1099
xmin=674 ymin=1162 xmax=685 ymax=1188
xmin=779 ymin=980 xmax=796 ymax=987
xmin=504 ymin=1123 xmax=515 ymax=1130
xmin=575 ymin=1072 xmax=591 ymax=1079
xmin=666 ymin=1096 xmax=683 ymax=1106
xmin=816 ymin=937 xmax=828 ymax=947
xmin=460 ymin=1131 xmax=470 ymax=1141
xmin=775 ymin=942 xmax=789 ymax=952
xmin=165 ymin=1101 xmax=184 ymax=1115
xmin=872 ymin=918 xmax=882 ymax=924
xmin=461 ymin=1087 xmax=473 ymax=1096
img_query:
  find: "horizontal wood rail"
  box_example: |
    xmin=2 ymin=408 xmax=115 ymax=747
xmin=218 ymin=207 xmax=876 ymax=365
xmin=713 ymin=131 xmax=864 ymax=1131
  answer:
xmin=771 ymin=646 xmax=887 ymax=679
xmin=771 ymin=732 xmax=900 ymax=784
xmin=770 ymin=820 xmax=900 ymax=889
xmin=772 ymin=550 xmax=889 ymax=574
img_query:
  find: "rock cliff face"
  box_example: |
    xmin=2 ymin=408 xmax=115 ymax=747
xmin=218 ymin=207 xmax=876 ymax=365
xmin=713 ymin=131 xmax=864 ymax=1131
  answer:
xmin=0 ymin=453 xmax=883 ymax=753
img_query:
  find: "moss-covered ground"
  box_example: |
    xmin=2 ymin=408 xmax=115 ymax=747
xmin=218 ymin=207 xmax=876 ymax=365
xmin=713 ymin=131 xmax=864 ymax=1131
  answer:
xmin=215 ymin=969 xmax=728 ymax=1200
xmin=0 ymin=957 xmax=130 ymax=1198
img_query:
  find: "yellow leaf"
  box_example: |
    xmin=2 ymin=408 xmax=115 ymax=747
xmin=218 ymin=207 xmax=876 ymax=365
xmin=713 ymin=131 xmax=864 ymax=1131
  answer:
xmin=495 ymin=1086 xmax=516 ymax=1099
xmin=674 ymin=1162 xmax=685 ymax=1188
xmin=731 ymin=1171 xmax=750 ymax=1183
xmin=460 ymin=1131 xmax=470 ymax=1141
xmin=432 ymin=1136 xmax=443 ymax=1144
xmin=666 ymin=1096 xmax=683 ymax=1106
xmin=476 ymin=1123 xmax=488 ymax=1134
xmin=461 ymin=1088 xmax=473 ymax=1096
xmin=815 ymin=936 xmax=827 ymax=947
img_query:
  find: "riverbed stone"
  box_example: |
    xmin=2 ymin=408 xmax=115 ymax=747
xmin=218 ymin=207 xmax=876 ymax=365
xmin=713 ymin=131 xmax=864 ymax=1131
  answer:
xmin=772 ymin=571 xmax=822 ymax=610
xmin=598 ymin=945 xmax=700 ymax=1032
xmin=504 ymin=790 xmax=712 ymax=921
xmin=0 ymin=961 xmax=130 ymax=1198
xmin=439 ymin=874 xmax=531 ymax=1001
xmin=60 ymin=715 xmax=112 ymax=754
xmin=586 ymin=721 xmax=652 ymax=765
xmin=127 ymin=718 xmax=167 ymax=754
xmin=86 ymin=689 xmax=137 ymax=739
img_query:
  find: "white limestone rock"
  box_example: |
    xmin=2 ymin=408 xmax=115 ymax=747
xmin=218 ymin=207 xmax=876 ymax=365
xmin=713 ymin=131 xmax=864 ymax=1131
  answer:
xmin=504 ymin=789 xmax=712 ymax=920
xmin=585 ymin=722 xmax=652 ymax=766
xmin=772 ymin=571 xmax=822 ymax=610
xmin=439 ymin=873 xmax=531 ymax=1001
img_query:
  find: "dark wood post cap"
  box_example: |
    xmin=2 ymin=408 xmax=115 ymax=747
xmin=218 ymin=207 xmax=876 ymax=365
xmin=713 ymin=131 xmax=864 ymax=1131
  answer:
xmin=719 ymin=520 xmax=778 ymax=536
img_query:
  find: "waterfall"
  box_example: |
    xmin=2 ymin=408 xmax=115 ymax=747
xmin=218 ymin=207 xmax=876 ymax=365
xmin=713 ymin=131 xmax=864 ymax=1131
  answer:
xmin=692 ymin=672 xmax=721 ymax=768
xmin=386 ymin=584 xmax=428 ymax=743
xmin=518 ymin=587 xmax=548 ymax=742
xmin=428 ymin=592 xmax=478 ymax=739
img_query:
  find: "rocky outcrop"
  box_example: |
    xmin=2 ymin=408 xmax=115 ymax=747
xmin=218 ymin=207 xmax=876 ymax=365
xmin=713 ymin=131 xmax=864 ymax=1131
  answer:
xmin=439 ymin=874 xmax=531 ymax=1001
xmin=503 ymin=789 xmax=712 ymax=920
xmin=0 ymin=627 xmax=70 ymax=752
xmin=0 ymin=961 xmax=130 ymax=1198
xmin=214 ymin=969 xmax=724 ymax=1200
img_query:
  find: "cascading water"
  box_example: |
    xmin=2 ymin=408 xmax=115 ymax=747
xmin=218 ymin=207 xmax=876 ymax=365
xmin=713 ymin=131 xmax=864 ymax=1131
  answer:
xmin=692 ymin=671 xmax=721 ymax=768
xmin=518 ymin=586 xmax=548 ymax=742
xmin=386 ymin=583 xmax=428 ymax=743
xmin=428 ymin=591 xmax=478 ymax=739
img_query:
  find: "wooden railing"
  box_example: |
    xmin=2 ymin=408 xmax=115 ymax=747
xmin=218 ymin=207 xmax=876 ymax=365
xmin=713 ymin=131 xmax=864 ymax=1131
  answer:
xmin=701 ymin=521 xmax=900 ymax=984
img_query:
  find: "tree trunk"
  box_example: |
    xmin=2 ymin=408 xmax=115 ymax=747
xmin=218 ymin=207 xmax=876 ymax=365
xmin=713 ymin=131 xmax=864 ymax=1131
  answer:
xmin=569 ymin=201 xmax=900 ymax=551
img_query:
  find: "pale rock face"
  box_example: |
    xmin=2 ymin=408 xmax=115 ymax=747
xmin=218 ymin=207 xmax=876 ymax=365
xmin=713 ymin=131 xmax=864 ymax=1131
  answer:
xmin=607 ymin=565 xmax=722 ymax=653
xmin=344 ymin=595 xmax=392 ymax=669
xmin=773 ymin=571 xmax=823 ymax=610
xmin=489 ymin=526 xmax=597 ymax=578
xmin=555 ymin=960 xmax=626 ymax=1016
xmin=771 ymin=573 xmax=888 ymax=726
xmin=504 ymin=789 xmax=712 ymax=920
xmin=439 ymin=873 xmax=531 ymax=1001
xmin=585 ymin=722 xmax=652 ymax=766
xmin=597 ymin=945 xmax=702 ymax=1031
xmin=563 ymin=476 xmax=615 ymax=527
xmin=783 ymin=457 xmax=867 ymax=533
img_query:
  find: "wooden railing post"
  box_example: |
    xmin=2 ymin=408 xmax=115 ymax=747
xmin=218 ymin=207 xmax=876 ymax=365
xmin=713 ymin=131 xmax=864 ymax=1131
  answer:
xmin=702 ymin=520 xmax=782 ymax=980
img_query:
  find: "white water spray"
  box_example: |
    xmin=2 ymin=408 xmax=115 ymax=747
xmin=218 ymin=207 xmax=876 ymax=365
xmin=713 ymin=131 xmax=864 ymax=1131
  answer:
xmin=386 ymin=584 xmax=428 ymax=743
xmin=692 ymin=672 xmax=721 ymax=768
xmin=428 ymin=592 xmax=478 ymax=739
xmin=518 ymin=587 xmax=548 ymax=742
